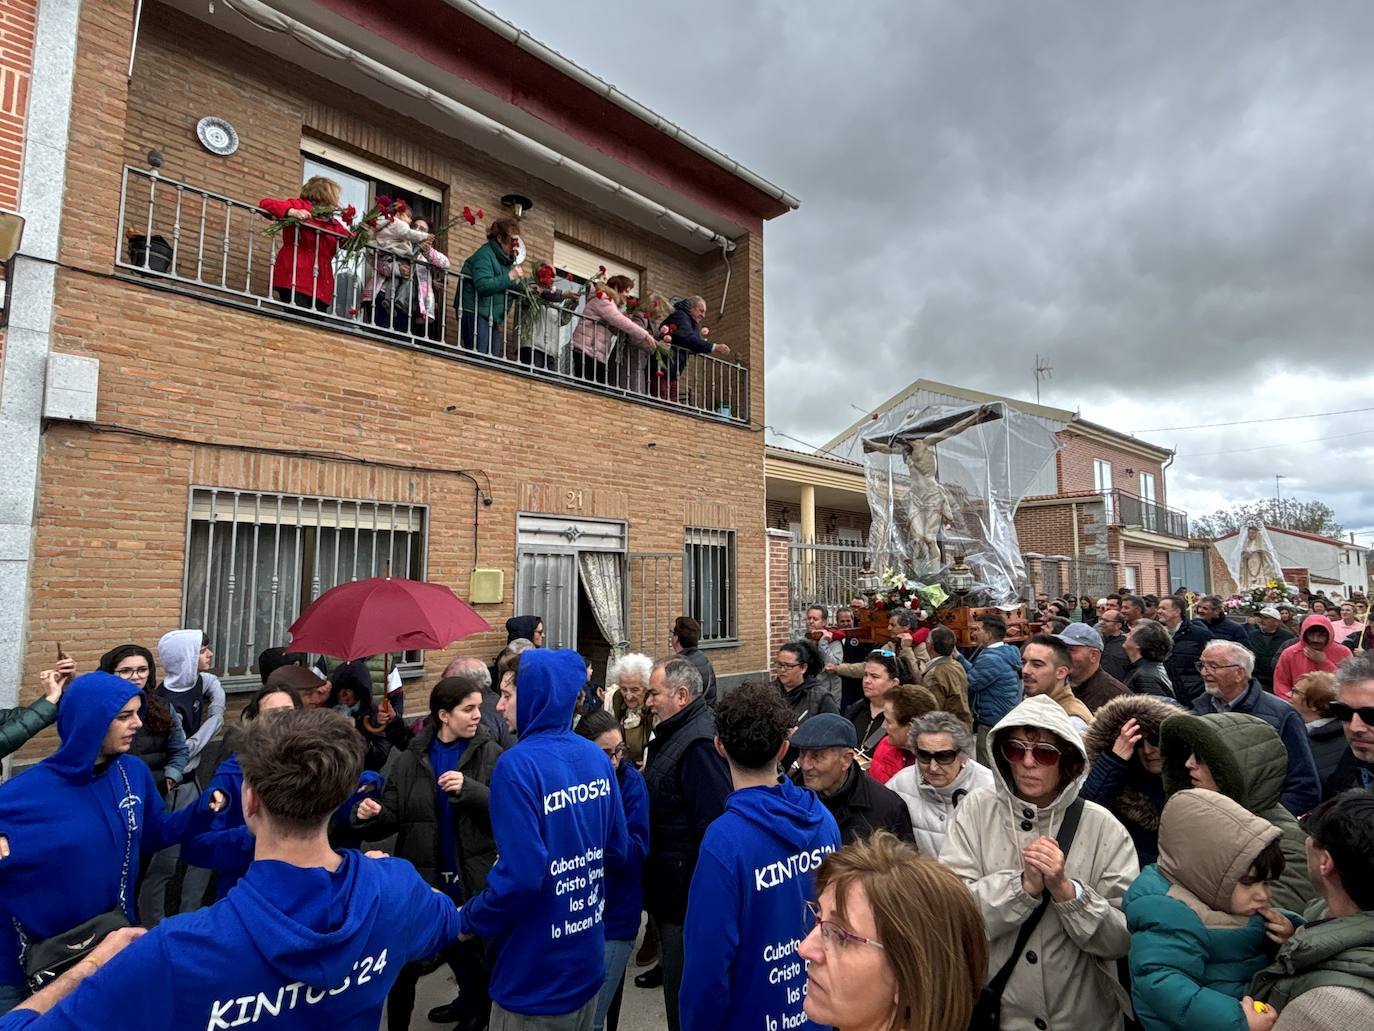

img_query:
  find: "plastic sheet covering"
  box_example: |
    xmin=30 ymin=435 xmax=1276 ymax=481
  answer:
xmin=860 ymin=402 xmax=1062 ymax=607
xmin=1215 ymin=520 xmax=1289 ymax=592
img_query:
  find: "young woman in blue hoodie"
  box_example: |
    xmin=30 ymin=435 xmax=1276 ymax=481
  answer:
xmin=680 ymin=680 xmax=842 ymax=1031
xmin=575 ymin=710 xmax=650 ymax=1031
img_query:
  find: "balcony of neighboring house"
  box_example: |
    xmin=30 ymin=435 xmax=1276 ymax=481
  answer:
xmin=1107 ymin=488 xmax=1190 ymax=540
xmin=113 ymin=166 xmax=750 ymax=425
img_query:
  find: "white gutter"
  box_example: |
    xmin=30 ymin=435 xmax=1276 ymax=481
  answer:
xmin=443 ymin=0 xmax=801 ymax=213
xmin=222 ymin=0 xmax=737 ymax=250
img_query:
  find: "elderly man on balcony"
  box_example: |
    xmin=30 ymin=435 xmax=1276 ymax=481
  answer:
xmin=656 ymin=295 xmax=731 ymax=403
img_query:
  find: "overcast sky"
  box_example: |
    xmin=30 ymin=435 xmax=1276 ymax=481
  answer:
xmin=502 ymin=0 xmax=1374 ymax=542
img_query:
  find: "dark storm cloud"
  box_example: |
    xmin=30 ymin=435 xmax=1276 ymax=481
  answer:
xmin=497 ymin=0 xmax=1374 ymax=536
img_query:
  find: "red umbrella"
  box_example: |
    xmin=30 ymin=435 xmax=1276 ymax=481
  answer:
xmin=286 ymin=577 xmax=491 ymax=661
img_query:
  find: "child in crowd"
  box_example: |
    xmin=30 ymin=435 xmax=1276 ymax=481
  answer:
xmin=259 ymin=176 xmax=350 ymax=312
xmin=1125 ymin=789 xmax=1303 ymax=1031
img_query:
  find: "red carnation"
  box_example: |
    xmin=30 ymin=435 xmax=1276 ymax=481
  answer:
xmin=341 ymin=205 xmax=356 ymax=223
xmin=595 ymin=289 xmax=607 ymax=300
xmin=598 ymin=265 xmax=607 ymax=276
xmin=462 ymin=206 xmax=476 ymax=226
xmin=347 ymin=308 xmax=358 ymax=317
xmin=475 ymin=209 xmax=485 ymax=219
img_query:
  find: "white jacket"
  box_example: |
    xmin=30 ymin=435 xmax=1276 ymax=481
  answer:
xmin=887 ymin=758 xmax=993 ymax=856
xmin=939 ymin=695 xmax=1138 ymax=1031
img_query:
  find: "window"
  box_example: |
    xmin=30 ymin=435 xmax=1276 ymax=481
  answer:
xmin=1093 ymin=459 xmax=1113 ymax=520
xmin=1138 ymin=472 xmax=1157 ymax=532
xmin=183 ymin=488 xmax=427 ymax=683
xmin=684 ymin=527 xmax=737 ymax=645
xmin=1122 ymin=564 xmax=1138 ymax=591
xmin=553 ymin=237 xmax=641 ymax=293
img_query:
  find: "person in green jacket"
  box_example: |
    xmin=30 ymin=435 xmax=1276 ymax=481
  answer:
xmin=1250 ymin=791 xmax=1374 ymax=1030
xmin=458 ymin=216 xmax=528 ymax=357
xmin=1125 ymin=789 xmax=1304 ymax=1031
xmin=0 ymin=657 xmax=73 ymax=761
xmin=1159 ymin=711 xmax=1319 ymax=913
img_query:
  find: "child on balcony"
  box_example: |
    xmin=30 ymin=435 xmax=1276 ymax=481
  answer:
xmin=260 ymin=176 xmax=350 ymax=312
xmin=362 ymin=197 xmax=434 ymax=332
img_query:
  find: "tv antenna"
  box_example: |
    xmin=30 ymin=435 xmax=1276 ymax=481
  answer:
xmin=1033 ymin=354 xmax=1053 ymax=404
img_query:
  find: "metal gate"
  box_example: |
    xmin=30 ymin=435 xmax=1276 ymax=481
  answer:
xmin=627 ymin=552 xmax=683 ymax=656
xmin=515 ymin=515 xmax=628 ymax=652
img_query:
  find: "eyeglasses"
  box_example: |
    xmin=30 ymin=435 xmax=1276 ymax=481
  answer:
xmin=113 ymin=666 xmax=150 ymax=679
xmin=603 ymin=744 xmax=627 ymax=761
xmin=775 ymin=660 xmax=804 ymax=671
xmin=1329 ymin=702 xmax=1374 ymax=725
xmin=1195 ymin=661 xmax=1242 ymax=673
xmin=1001 ymin=739 xmax=1062 ymax=767
xmin=1136 ymin=732 xmax=1160 ymax=749
xmin=802 ymin=900 xmax=884 ymax=951
xmin=914 ymin=747 xmax=961 ymax=766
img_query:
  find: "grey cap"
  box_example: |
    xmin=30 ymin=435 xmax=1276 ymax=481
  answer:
xmin=789 ymin=713 xmax=858 ymax=750
xmin=1258 ymin=606 xmax=1282 ymax=620
xmin=1054 ymin=623 xmax=1103 ymax=651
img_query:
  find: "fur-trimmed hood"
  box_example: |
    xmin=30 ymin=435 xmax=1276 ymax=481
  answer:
xmin=1083 ymin=694 xmax=1186 ymax=762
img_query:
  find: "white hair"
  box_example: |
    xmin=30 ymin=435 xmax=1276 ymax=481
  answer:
xmin=1203 ymin=639 xmax=1255 ymax=677
xmin=608 ymin=652 xmax=653 ymax=688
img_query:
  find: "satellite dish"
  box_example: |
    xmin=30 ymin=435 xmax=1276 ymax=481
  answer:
xmin=513 ymin=236 xmax=527 ymax=266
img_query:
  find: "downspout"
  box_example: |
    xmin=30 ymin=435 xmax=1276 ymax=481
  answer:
xmin=718 ymin=238 xmax=732 ymax=318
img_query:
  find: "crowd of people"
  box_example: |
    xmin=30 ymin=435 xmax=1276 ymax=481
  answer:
xmin=0 ymin=586 xmax=1370 ymax=1031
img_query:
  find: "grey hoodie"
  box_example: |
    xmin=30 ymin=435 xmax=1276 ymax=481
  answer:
xmin=156 ymin=629 xmax=225 ymax=772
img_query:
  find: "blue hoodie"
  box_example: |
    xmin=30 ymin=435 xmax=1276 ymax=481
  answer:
xmin=604 ymin=762 xmax=650 ymax=942
xmin=0 ymin=673 xmax=197 ymax=989
xmin=1 ymin=851 xmax=460 ymax=1030
xmin=680 ymin=778 xmax=841 ymax=1031
xmin=455 ymin=649 xmax=629 ymax=1016
xmin=967 ymin=643 xmax=1024 ymax=726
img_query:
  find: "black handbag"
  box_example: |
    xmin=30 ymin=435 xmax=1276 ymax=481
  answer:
xmin=968 ymin=798 xmax=1085 ymax=1031
xmin=14 ymin=762 xmax=136 ymax=993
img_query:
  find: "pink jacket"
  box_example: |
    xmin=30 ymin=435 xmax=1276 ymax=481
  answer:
xmin=569 ymin=294 xmax=656 ymax=362
xmin=1273 ymin=613 xmax=1354 ymax=698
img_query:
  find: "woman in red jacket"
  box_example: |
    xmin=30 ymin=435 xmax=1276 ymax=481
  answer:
xmin=259 ymin=176 xmax=350 ymax=312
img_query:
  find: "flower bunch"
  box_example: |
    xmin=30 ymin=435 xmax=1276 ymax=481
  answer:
xmin=535 ymin=263 xmax=556 ymax=289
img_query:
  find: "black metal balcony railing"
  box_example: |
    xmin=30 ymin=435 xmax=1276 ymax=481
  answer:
xmin=113 ymin=167 xmax=750 ymax=423
xmin=1108 ymin=488 xmax=1189 ymax=539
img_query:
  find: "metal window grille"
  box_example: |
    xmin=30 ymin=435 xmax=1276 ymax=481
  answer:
xmin=684 ymin=527 xmax=737 ymax=644
xmin=183 ymin=488 xmax=428 ymax=683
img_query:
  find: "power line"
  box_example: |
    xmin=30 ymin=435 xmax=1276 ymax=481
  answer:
xmin=1179 ymin=427 xmax=1374 ymax=458
xmin=1134 ymin=404 xmax=1374 ymax=432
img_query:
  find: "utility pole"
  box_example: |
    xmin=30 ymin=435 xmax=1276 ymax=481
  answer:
xmin=1275 ymin=475 xmax=1286 ymax=527
xmin=1033 ymin=354 xmax=1053 ymax=404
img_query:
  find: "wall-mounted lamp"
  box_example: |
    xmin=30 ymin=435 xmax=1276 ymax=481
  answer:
xmin=0 ymin=210 xmax=26 ymax=328
xmin=501 ymin=193 xmax=534 ymax=217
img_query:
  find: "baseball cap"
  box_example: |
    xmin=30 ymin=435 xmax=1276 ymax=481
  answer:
xmin=1258 ymin=606 xmax=1282 ymax=620
xmin=1054 ymin=623 xmax=1103 ymax=651
xmin=788 ymin=713 xmax=858 ymax=750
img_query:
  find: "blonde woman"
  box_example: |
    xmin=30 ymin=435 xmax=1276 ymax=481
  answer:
xmin=259 ymin=175 xmax=349 ymax=311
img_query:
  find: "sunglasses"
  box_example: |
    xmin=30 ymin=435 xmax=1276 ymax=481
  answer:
xmin=1001 ymin=739 xmax=1062 ymax=767
xmin=1329 ymin=702 xmax=1374 ymax=725
xmin=914 ymin=747 xmax=961 ymax=766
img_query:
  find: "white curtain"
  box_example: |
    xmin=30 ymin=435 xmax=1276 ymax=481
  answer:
xmin=579 ymin=552 xmax=628 ymax=657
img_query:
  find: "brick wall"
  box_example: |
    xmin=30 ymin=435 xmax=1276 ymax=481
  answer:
xmin=765 ymin=529 xmax=791 ymax=657
xmin=0 ymin=0 xmax=33 ymax=209
xmin=1014 ymin=503 xmax=1076 ymax=557
xmin=1057 ymin=430 xmax=1168 ymax=506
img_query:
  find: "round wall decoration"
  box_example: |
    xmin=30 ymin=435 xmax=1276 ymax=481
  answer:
xmin=196 ymin=117 xmax=239 ymax=156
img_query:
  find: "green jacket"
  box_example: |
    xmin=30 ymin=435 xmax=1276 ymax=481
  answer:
xmin=459 ymin=239 xmax=516 ymax=323
xmin=0 ymin=698 xmax=58 ymax=760
xmin=1250 ymin=912 xmax=1374 ymax=1009
xmin=1159 ymin=711 xmax=1317 ymax=911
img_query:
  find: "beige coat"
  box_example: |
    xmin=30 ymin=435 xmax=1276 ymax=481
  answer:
xmin=941 ymin=695 xmax=1138 ymax=1031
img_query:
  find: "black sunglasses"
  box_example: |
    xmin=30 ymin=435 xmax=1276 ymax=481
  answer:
xmin=914 ymin=747 xmax=961 ymax=766
xmin=1328 ymin=702 xmax=1374 ymax=725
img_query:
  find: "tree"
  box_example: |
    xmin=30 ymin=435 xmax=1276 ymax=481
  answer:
xmin=1191 ymin=499 xmax=1345 ymax=541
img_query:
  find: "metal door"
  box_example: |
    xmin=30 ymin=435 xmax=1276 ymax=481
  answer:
xmin=515 ymin=550 xmax=578 ymax=650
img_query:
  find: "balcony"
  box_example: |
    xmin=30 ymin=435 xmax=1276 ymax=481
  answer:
xmin=1108 ymin=489 xmax=1189 ymax=539
xmin=113 ymin=167 xmax=750 ymax=424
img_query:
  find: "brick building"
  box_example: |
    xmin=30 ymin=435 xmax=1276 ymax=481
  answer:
xmin=1210 ymin=525 xmax=1369 ymax=600
xmin=764 ymin=379 xmax=1193 ymax=642
xmin=0 ymin=0 xmax=796 ymax=761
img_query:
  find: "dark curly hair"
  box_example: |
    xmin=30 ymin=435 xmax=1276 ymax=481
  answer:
xmin=715 ymin=680 xmax=793 ymax=770
xmin=779 ymin=639 xmax=822 ymax=677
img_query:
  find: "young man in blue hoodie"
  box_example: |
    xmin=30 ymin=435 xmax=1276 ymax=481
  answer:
xmin=0 ymin=672 xmax=201 ymax=1014
xmin=0 ymin=706 xmax=463 ymax=1030
xmin=680 ymin=680 xmax=841 ymax=1031
xmin=458 ymin=648 xmax=629 ymax=1030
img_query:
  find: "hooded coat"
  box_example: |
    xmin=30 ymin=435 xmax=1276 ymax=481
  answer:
xmin=1159 ymin=712 xmax=1317 ymax=911
xmin=1125 ymin=790 xmax=1303 ymax=1031
xmin=454 ymin=649 xmax=629 ymax=1016
xmin=156 ymin=629 xmax=225 ymax=774
xmin=679 ymin=779 xmax=841 ymax=1031
xmin=887 ymin=755 xmax=993 ymax=856
xmin=1251 ymin=912 xmax=1374 ymax=1023
xmin=1081 ymin=694 xmax=1186 ymax=866
xmin=0 ymin=673 xmax=200 ymax=989
xmin=5 ymin=850 xmax=463 ymax=1030
xmin=459 ymin=239 xmax=517 ymax=323
xmin=1248 ymin=624 xmax=1297 ymax=692
xmin=940 ymin=695 xmax=1138 ymax=1031
xmin=1273 ymin=615 xmax=1354 ymax=700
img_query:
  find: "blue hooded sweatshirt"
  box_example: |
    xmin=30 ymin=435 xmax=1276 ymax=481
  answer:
xmin=1 ymin=851 xmax=460 ymax=1030
xmin=967 ymin=643 xmax=1024 ymax=726
xmin=604 ymin=761 xmax=650 ymax=942
xmin=0 ymin=673 xmax=197 ymax=989
xmin=680 ymin=778 xmax=841 ymax=1031
xmin=455 ymin=649 xmax=629 ymax=1016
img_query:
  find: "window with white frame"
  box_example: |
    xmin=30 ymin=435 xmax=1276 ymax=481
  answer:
xmin=183 ymin=488 xmax=427 ymax=682
xmin=1094 ymin=459 xmax=1114 ymax=521
xmin=684 ymin=527 xmax=737 ymax=645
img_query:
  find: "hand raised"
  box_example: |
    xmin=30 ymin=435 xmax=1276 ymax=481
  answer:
xmin=355 ymin=798 xmax=382 ymax=821
xmin=1112 ymin=718 xmax=1142 ymax=762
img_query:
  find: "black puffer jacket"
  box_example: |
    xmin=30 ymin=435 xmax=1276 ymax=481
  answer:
xmin=1163 ymin=619 xmax=1214 ymax=707
xmin=357 ymin=722 xmax=503 ymax=896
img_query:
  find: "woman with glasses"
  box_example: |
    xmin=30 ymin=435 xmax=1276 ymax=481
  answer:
xmin=98 ymin=644 xmax=188 ymax=798
xmin=799 ymin=832 xmax=986 ymax=1031
xmin=942 ymin=695 xmax=1138 ymax=1031
xmin=838 ymin=650 xmax=906 ymax=760
xmin=1081 ymin=693 xmax=1183 ymax=866
xmin=353 ymin=675 xmax=504 ymax=1031
xmin=574 ymin=710 xmax=649 ymax=1031
xmin=887 ymin=712 xmax=992 ymax=856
